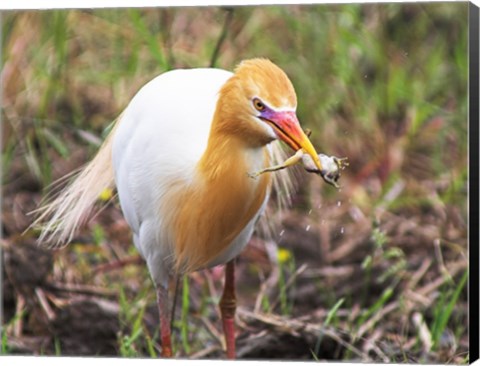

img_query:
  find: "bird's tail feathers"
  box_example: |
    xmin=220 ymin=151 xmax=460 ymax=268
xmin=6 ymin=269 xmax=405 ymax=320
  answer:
xmin=29 ymin=116 xmax=121 ymax=248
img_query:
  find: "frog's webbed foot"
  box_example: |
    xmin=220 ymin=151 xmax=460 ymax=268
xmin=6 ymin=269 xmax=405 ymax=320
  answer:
xmin=333 ymin=156 xmax=349 ymax=171
xmin=247 ymin=171 xmax=261 ymax=179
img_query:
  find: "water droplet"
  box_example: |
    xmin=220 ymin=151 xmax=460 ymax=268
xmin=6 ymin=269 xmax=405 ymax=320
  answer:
xmin=364 ymin=74 xmax=368 ymax=78
xmin=305 ymin=225 xmax=311 ymax=232
xmin=340 ymin=227 xmax=345 ymax=234
xmin=337 ymin=201 xmax=342 ymax=207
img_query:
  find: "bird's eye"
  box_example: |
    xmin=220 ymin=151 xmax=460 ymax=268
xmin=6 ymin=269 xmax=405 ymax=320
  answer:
xmin=253 ymin=98 xmax=266 ymax=112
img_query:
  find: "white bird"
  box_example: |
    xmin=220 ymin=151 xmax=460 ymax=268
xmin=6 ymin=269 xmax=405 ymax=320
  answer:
xmin=34 ymin=58 xmax=323 ymax=358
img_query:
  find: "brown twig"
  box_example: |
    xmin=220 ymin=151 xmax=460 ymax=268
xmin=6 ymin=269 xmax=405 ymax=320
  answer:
xmin=303 ymin=264 xmax=355 ymax=279
xmin=412 ymin=312 xmax=432 ymax=352
xmin=407 ymin=257 xmax=432 ymax=289
xmin=47 ymin=282 xmax=117 ymax=297
xmin=199 ymin=315 xmax=225 ymax=350
xmin=35 ymin=287 xmax=56 ymax=321
xmin=355 ymin=302 xmax=398 ymax=341
xmin=190 ymin=344 xmax=222 ymax=359
xmin=417 ymin=260 xmax=466 ymax=297
xmin=237 ymin=308 xmax=370 ymax=360
xmin=363 ymin=328 xmax=390 ymax=363
xmin=91 ymin=255 xmax=143 ymax=275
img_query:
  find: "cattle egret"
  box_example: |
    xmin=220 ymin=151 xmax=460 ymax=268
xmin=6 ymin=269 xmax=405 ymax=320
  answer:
xmin=34 ymin=58 xmax=325 ymax=359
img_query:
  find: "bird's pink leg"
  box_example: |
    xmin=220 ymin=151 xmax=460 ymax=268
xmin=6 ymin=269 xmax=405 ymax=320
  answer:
xmin=219 ymin=260 xmax=236 ymax=359
xmin=156 ymin=286 xmax=173 ymax=358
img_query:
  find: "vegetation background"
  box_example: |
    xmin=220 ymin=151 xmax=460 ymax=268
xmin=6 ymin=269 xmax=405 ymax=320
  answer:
xmin=1 ymin=3 xmax=469 ymax=363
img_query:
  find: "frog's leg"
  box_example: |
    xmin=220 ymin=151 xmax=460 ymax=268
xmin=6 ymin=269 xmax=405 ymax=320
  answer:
xmin=248 ymin=149 xmax=305 ymax=179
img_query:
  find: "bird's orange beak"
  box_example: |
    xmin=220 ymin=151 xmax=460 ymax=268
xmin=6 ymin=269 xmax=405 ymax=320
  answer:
xmin=261 ymin=111 xmax=323 ymax=171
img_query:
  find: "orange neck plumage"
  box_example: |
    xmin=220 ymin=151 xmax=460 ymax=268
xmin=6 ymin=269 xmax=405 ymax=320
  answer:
xmin=170 ymin=114 xmax=271 ymax=273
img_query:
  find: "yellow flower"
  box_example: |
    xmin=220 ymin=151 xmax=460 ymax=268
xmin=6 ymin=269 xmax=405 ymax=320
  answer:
xmin=99 ymin=187 xmax=113 ymax=202
xmin=277 ymin=247 xmax=292 ymax=264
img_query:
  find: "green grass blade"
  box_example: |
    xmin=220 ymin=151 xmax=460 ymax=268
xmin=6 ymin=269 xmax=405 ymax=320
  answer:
xmin=128 ymin=9 xmax=167 ymax=70
xmin=314 ymin=297 xmax=345 ymax=356
xmin=432 ymin=269 xmax=468 ymax=349
xmin=1 ymin=329 xmax=9 ymax=354
xmin=181 ymin=275 xmax=191 ymax=354
xmin=357 ymin=286 xmax=394 ymax=327
xmin=42 ymin=127 xmax=70 ymax=158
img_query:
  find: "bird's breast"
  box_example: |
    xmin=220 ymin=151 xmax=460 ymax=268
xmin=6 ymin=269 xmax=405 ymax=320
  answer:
xmin=166 ymin=145 xmax=271 ymax=273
